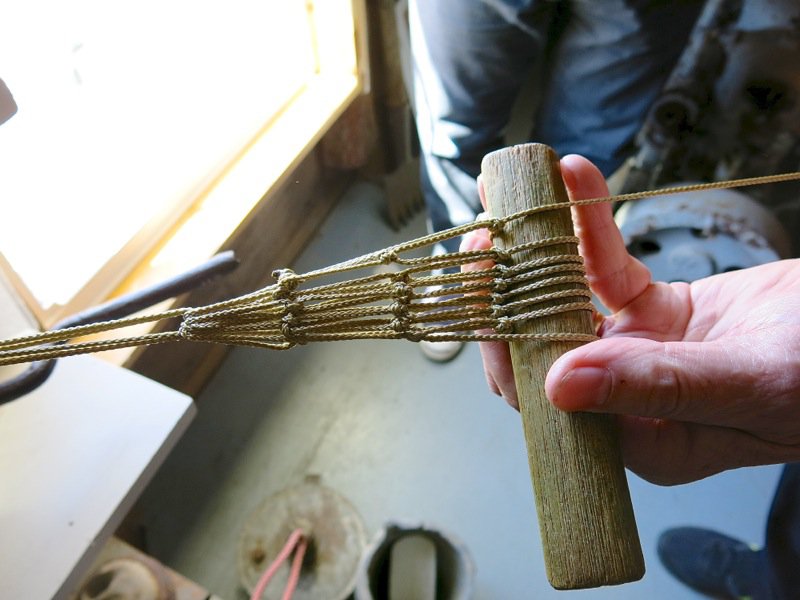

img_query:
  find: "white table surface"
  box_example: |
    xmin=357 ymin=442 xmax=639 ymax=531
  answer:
xmin=0 ymin=356 xmax=195 ymax=600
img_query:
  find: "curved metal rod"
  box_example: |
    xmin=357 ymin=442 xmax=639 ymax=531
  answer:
xmin=0 ymin=251 xmax=239 ymax=405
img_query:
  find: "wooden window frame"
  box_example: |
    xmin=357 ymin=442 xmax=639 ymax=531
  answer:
xmin=1 ymin=0 xmax=372 ymax=395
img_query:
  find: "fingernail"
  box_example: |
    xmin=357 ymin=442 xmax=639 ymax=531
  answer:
xmin=559 ymin=159 xmax=577 ymax=193
xmin=554 ymin=367 xmax=611 ymax=410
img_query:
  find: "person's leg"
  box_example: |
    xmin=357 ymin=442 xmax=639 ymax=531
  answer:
xmin=410 ymin=0 xmax=555 ymax=252
xmin=533 ymin=0 xmax=704 ymax=176
xmin=765 ymin=463 xmax=800 ymax=598
xmin=410 ymin=0 xmax=556 ymax=362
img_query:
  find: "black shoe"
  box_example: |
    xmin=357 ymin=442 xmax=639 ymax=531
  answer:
xmin=658 ymin=527 xmax=769 ymax=599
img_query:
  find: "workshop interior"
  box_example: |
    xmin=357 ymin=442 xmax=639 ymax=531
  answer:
xmin=1 ymin=0 xmax=799 ymax=598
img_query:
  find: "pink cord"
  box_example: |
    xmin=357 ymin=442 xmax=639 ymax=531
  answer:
xmin=250 ymin=528 xmax=307 ymax=600
xmin=281 ymin=535 xmax=308 ymax=600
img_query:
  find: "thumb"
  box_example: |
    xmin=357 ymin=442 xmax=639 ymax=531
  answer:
xmin=545 ymin=337 xmax=777 ymax=430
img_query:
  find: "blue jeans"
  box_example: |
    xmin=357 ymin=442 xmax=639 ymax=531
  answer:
xmin=410 ymin=0 xmax=703 ymax=251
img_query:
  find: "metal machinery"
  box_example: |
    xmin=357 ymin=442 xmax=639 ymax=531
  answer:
xmin=616 ymin=0 xmax=800 ymax=282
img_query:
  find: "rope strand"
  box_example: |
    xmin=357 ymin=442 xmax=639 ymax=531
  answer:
xmin=2 ymin=170 xmax=799 ymax=366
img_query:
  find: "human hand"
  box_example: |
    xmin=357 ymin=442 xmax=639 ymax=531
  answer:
xmin=463 ymin=154 xmax=800 ymax=485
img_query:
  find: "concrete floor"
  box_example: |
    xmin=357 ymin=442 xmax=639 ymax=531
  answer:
xmin=135 ymin=180 xmax=783 ymax=599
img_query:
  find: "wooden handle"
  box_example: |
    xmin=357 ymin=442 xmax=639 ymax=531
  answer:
xmin=481 ymin=144 xmax=644 ymax=589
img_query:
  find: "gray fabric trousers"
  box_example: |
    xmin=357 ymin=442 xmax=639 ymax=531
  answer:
xmin=410 ymin=0 xmax=703 ymax=251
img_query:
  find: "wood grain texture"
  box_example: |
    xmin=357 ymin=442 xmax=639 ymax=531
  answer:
xmin=481 ymin=144 xmax=644 ymax=589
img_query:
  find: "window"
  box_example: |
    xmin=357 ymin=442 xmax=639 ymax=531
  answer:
xmin=0 ymin=0 xmax=361 ymax=325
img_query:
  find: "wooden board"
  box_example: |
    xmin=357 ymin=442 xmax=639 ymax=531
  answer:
xmin=0 ymin=356 xmax=195 ymax=600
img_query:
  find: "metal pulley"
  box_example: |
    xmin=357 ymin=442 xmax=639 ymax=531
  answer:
xmin=615 ymin=185 xmax=792 ymax=282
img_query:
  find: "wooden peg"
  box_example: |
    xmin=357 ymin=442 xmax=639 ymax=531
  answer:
xmin=480 ymin=144 xmax=644 ymax=589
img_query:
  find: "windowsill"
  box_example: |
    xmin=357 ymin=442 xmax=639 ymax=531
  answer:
xmin=46 ymin=72 xmax=360 ymax=330
xmin=61 ymin=72 xmax=362 ymax=368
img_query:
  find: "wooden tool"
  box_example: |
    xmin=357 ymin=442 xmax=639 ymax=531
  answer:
xmin=481 ymin=143 xmax=644 ymax=589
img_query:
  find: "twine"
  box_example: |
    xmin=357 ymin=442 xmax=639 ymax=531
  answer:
xmin=1 ymin=171 xmax=798 ymax=366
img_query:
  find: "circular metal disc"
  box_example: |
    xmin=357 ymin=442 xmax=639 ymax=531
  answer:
xmin=237 ymin=477 xmax=366 ymax=600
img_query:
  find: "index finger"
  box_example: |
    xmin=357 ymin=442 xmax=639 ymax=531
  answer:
xmin=560 ymin=154 xmax=651 ymax=313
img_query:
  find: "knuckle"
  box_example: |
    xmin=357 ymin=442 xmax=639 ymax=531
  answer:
xmin=649 ymin=347 xmax=693 ymax=419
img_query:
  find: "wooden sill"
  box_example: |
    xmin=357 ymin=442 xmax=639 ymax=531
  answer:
xmin=96 ymin=75 xmax=363 ymax=396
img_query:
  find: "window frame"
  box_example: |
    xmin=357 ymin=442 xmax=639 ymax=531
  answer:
xmin=2 ymin=0 xmax=367 ymax=328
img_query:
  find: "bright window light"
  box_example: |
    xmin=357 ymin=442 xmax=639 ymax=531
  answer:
xmin=0 ymin=0 xmax=357 ymax=319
